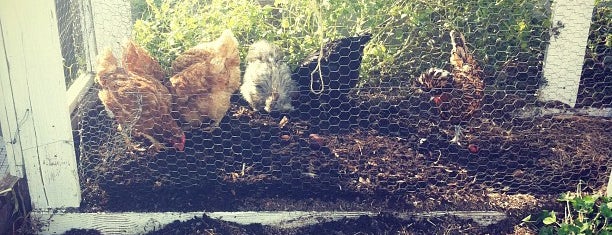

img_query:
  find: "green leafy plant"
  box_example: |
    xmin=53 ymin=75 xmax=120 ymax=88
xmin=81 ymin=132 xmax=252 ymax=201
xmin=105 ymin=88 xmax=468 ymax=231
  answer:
xmin=131 ymin=0 xmax=551 ymax=89
xmin=586 ymin=0 xmax=611 ymax=63
xmin=132 ymin=0 xmax=340 ymax=72
xmin=521 ymin=184 xmax=612 ymax=235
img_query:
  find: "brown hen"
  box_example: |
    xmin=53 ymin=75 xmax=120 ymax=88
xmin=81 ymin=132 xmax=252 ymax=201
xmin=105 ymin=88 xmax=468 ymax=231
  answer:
xmin=415 ymin=30 xmax=485 ymax=145
xmin=448 ymin=30 xmax=485 ymax=120
xmin=122 ymin=40 xmax=166 ymax=83
xmin=169 ymin=29 xmax=241 ymax=129
xmin=96 ymin=44 xmax=185 ymax=152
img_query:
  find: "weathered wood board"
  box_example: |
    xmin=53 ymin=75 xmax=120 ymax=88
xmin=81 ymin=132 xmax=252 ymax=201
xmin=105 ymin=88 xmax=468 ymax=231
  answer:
xmin=0 ymin=0 xmax=81 ymax=209
xmin=37 ymin=211 xmax=507 ymax=234
xmin=540 ymin=0 xmax=596 ymax=107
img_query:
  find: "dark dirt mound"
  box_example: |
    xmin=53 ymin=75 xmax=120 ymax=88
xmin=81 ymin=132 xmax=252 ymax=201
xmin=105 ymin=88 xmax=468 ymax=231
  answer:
xmin=63 ymin=229 xmax=103 ymax=235
xmin=75 ymin=81 xmax=610 ymax=233
xmin=145 ymin=214 xmax=273 ymax=235
xmin=292 ymin=214 xmax=481 ymax=235
xmin=143 ymin=213 xmax=539 ymax=235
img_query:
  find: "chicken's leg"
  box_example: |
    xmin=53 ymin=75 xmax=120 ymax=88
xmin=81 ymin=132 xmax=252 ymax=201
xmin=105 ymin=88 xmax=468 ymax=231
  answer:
xmin=120 ymin=132 xmax=147 ymax=152
xmin=450 ymin=125 xmax=464 ymax=146
xmin=140 ymin=133 xmax=166 ymax=153
xmin=118 ymin=123 xmax=162 ymax=153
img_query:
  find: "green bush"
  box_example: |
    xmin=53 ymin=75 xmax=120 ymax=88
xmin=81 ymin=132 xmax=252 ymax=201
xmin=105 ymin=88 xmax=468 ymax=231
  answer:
xmin=587 ymin=0 xmax=611 ymax=63
xmin=131 ymin=0 xmax=551 ymax=87
xmin=521 ymin=189 xmax=612 ymax=235
xmin=132 ymin=0 xmax=332 ymax=72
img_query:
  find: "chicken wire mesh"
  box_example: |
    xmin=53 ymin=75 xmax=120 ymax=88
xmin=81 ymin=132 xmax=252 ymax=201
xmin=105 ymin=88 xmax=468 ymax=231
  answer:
xmin=69 ymin=0 xmax=611 ymax=213
xmin=56 ymin=0 xmax=90 ymax=87
xmin=0 ymin=127 xmax=7 ymax=176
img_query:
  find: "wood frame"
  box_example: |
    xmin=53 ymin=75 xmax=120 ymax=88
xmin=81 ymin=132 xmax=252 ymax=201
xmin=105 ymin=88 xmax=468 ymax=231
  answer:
xmin=39 ymin=210 xmax=507 ymax=234
xmin=0 ymin=0 xmax=81 ymax=209
xmin=0 ymin=0 xmax=132 ymax=210
xmin=540 ymin=0 xmax=596 ymax=107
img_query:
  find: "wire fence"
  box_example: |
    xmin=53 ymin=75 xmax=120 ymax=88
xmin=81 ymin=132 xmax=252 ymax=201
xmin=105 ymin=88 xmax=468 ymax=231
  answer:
xmin=0 ymin=128 xmax=7 ymax=177
xmin=64 ymin=0 xmax=611 ymax=214
xmin=55 ymin=0 xmax=89 ymax=87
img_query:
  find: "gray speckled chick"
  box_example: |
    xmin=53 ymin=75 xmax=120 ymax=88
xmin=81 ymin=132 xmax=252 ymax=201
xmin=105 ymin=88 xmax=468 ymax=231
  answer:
xmin=240 ymin=40 xmax=297 ymax=112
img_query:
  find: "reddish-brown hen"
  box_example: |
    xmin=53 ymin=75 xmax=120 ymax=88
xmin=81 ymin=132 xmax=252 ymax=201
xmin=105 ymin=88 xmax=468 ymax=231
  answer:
xmin=95 ymin=43 xmax=185 ymax=152
xmin=447 ymin=30 xmax=485 ymax=121
xmin=169 ymin=29 xmax=241 ymax=129
xmin=415 ymin=30 xmax=485 ymax=145
xmin=122 ymin=40 xmax=166 ymax=83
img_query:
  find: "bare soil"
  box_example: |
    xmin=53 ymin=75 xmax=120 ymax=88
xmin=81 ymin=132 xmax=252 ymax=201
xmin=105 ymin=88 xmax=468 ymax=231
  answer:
xmin=74 ymin=81 xmax=610 ymax=234
xmin=65 ymin=4 xmax=612 ymax=233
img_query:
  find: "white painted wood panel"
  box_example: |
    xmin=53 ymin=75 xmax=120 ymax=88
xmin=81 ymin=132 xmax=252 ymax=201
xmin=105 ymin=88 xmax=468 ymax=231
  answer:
xmin=0 ymin=133 xmax=7 ymax=176
xmin=67 ymin=73 xmax=94 ymax=116
xmin=608 ymin=170 xmax=612 ymax=197
xmin=0 ymin=0 xmax=80 ymax=209
xmin=540 ymin=0 xmax=596 ymax=107
xmin=0 ymin=18 xmax=26 ymax=178
xmin=37 ymin=211 xmax=507 ymax=234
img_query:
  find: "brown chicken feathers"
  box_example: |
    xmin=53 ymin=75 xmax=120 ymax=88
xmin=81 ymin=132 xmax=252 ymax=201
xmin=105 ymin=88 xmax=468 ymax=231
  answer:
xmin=169 ymin=30 xmax=241 ymax=129
xmin=415 ymin=30 xmax=485 ymax=145
xmin=95 ymin=41 xmax=185 ymax=152
xmin=122 ymin=40 xmax=166 ymax=83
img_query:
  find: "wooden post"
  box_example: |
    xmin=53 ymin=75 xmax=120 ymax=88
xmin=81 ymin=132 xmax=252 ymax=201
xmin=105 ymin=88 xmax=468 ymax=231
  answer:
xmin=0 ymin=0 xmax=81 ymax=209
xmin=606 ymin=170 xmax=612 ymax=197
xmin=0 ymin=41 xmax=25 ymax=179
xmin=540 ymin=0 xmax=596 ymax=107
xmin=37 ymin=210 xmax=508 ymax=234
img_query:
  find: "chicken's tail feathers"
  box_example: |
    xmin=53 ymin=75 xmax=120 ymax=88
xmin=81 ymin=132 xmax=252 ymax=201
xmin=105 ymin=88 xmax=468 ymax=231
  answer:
xmin=95 ymin=47 xmax=119 ymax=83
xmin=217 ymin=29 xmax=241 ymax=66
xmin=122 ymin=38 xmax=136 ymax=54
xmin=217 ymin=29 xmax=239 ymax=50
xmin=449 ymin=30 xmax=472 ymax=69
xmin=450 ymin=30 xmax=466 ymax=48
xmin=121 ymin=39 xmax=165 ymax=81
xmin=121 ymin=39 xmax=139 ymax=64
